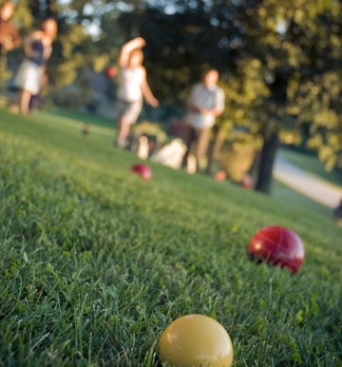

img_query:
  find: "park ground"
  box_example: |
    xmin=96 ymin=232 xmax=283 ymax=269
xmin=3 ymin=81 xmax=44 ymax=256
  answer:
xmin=0 ymin=108 xmax=341 ymax=367
xmin=274 ymin=154 xmax=342 ymax=209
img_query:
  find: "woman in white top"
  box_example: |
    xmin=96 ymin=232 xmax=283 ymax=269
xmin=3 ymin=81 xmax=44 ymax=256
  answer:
xmin=115 ymin=37 xmax=158 ymax=148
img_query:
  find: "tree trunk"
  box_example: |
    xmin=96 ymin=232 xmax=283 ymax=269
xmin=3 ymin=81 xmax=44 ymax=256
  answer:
xmin=255 ymin=132 xmax=279 ymax=194
xmin=205 ymin=128 xmax=227 ymax=175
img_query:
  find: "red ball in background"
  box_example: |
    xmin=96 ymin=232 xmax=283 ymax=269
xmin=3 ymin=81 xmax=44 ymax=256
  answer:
xmin=131 ymin=163 xmax=152 ymax=181
xmin=105 ymin=66 xmax=117 ymax=78
xmin=215 ymin=170 xmax=227 ymax=182
xmin=247 ymin=226 xmax=305 ymax=273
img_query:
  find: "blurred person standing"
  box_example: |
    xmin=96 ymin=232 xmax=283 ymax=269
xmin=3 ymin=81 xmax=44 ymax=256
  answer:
xmin=13 ymin=18 xmax=57 ymax=115
xmin=181 ymin=69 xmax=225 ymax=172
xmin=0 ymin=1 xmax=21 ymax=95
xmin=0 ymin=1 xmax=20 ymax=54
xmin=115 ymin=37 xmax=158 ymax=148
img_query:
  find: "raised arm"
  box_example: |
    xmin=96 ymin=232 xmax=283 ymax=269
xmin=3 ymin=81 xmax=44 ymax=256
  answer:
xmin=119 ymin=37 xmax=146 ymax=68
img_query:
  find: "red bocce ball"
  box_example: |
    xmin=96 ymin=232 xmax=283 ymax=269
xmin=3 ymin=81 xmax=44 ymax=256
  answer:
xmin=215 ymin=170 xmax=227 ymax=182
xmin=131 ymin=163 xmax=152 ymax=181
xmin=247 ymin=226 xmax=305 ymax=273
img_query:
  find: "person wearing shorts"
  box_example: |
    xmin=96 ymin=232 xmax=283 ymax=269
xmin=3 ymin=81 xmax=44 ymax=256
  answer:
xmin=181 ymin=69 xmax=225 ymax=172
xmin=14 ymin=18 xmax=57 ymax=115
xmin=115 ymin=37 xmax=158 ymax=148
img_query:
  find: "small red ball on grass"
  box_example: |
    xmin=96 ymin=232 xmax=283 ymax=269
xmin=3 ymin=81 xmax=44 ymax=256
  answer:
xmin=215 ymin=170 xmax=227 ymax=182
xmin=247 ymin=226 xmax=305 ymax=273
xmin=131 ymin=163 xmax=152 ymax=181
xmin=159 ymin=314 xmax=233 ymax=367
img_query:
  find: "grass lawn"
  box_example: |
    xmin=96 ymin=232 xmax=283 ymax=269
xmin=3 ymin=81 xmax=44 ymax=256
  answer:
xmin=52 ymin=109 xmax=116 ymax=129
xmin=0 ymin=108 xmax=341 ymax=367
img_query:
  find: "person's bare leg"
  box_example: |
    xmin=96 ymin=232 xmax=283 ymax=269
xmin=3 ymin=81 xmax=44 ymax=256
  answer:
xmin=195 ymin=127 xmax=211 ymax=172
xmin=19 ymin=89 xmax=32 ymax=115
xmin=116 ymin=119 xmax=131 ymax=147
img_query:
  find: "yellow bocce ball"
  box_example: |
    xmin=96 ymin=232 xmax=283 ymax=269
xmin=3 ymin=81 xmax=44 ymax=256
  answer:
xmin=159 ymin=314 xmax=233 ymax=367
